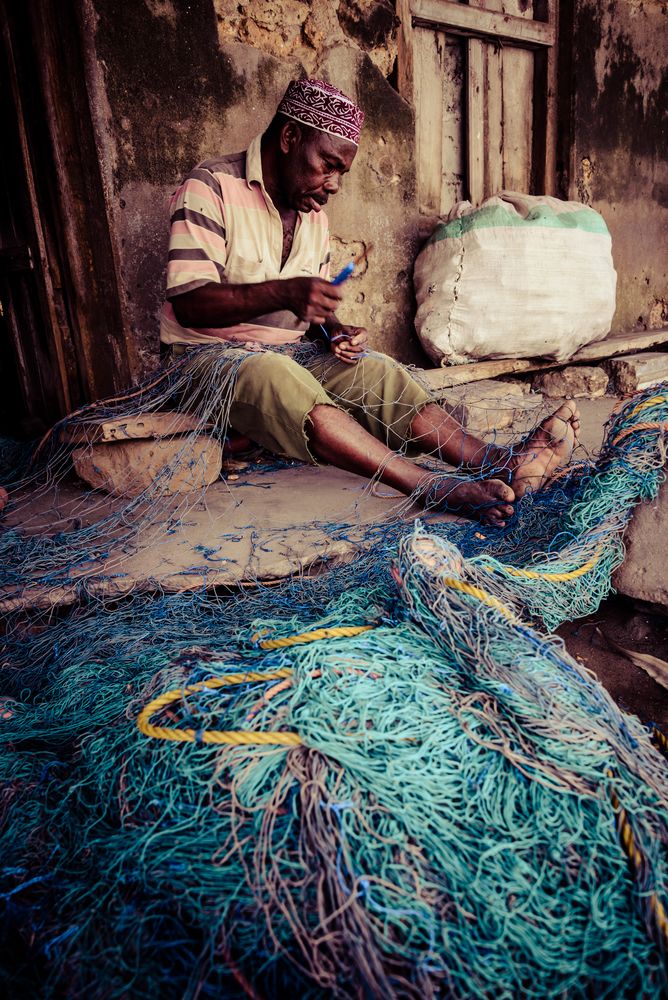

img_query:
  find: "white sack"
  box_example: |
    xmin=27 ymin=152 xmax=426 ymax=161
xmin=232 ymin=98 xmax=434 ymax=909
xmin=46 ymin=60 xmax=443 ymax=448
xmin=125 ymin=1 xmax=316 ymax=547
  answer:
xmin=413 ymin=192 xmax=617 ymax=366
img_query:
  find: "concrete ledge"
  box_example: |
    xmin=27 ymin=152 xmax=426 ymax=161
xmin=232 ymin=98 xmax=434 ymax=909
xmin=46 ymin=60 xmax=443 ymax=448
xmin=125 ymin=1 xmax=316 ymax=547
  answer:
xmin=614 ymin=473 xmax=668 ymax=610
xmin=431 ymin=379 xmax=543 ymax=433
xmin=419 ymin=327 xmax=668 ymax=389
xmin=606 ymin=353 xmax=668 ymax=396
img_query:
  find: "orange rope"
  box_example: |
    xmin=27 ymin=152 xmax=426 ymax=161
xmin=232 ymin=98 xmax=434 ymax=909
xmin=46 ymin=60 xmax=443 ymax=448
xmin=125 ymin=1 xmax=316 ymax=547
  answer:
xmin=547 ymin=461 xmax=588 ymax=483
xmin=611 ymin=421 xmax=668 ymax=447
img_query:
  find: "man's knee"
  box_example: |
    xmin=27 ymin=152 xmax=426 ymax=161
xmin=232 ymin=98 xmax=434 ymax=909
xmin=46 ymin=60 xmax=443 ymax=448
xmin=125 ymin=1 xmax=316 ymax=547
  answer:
xmin=234 ymin=349 xmax=330 ymax=416
xmin=237 ymin=350 xmax=302 ymax=384
xmin=351 ymin=353 xmax=422 ymax=397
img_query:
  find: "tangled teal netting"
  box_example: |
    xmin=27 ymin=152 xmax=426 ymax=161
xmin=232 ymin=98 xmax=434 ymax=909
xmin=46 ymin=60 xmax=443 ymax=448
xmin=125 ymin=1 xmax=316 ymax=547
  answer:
xmin=1 ymin=384 xmax=668 ymax=998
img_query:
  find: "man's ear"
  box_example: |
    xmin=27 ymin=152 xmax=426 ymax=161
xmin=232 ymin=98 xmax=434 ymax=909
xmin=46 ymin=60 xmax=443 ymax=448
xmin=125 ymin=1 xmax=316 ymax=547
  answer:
xmin=279 ymin=120 xmax=302 ymax=155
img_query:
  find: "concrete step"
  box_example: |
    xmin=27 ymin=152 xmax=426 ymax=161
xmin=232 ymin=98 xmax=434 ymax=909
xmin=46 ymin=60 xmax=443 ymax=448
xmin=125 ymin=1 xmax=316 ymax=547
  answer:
xmin=605 ymin=352 xmax=668 ymax=396
xmin=431 ymin=379 xmax=544 ymax=433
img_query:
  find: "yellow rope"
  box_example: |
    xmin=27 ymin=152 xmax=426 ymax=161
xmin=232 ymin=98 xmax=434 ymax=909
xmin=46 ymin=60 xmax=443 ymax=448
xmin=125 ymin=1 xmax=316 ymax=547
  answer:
xmin=478 ymin=545 xmax=604 ymax=583
xmin=138 ymin=627 xmax=376 ymax=746
xmin=449 ymin=552 xmax=668 ymax=954
xmin=606 ymin=769 xmax=668 ymax=952
xmin=257 ymin=625 xmax=374 ymax=650
xmin=625 ymin=395 xmax=668 ymax=421
xmin=653 ymin=727 xmax=668 ymax=757
xmin=136 ymin=667 xmax=302 ymax=746
xmin=441 ymin=577 xmax=520 ymax=624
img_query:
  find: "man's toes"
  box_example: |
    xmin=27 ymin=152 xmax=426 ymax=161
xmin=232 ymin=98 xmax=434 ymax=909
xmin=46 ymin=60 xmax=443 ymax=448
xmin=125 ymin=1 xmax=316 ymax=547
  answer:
xmin=483 ymin=507 xmax=509 ymax=527
xmin=481 ymin=481 xmax=515 ymax=526
xmin=489 ymin=480 xmax=515 ymax=503
xmin=484 ymin=498 xmax=514 ymax=518
xmin=551 ymin=401 xmax=578 ymax=426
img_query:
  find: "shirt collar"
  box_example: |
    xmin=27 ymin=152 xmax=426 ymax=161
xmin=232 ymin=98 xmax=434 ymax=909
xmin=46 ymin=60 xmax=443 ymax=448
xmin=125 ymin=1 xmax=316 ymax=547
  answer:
xmin=245 ymin=133 xmax=266 ymax=191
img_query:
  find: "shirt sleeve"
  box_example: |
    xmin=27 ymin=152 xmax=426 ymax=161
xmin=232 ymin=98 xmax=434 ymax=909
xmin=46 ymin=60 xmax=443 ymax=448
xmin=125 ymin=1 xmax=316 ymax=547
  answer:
xmin=165 ymin=167 xmax=227 ymax=298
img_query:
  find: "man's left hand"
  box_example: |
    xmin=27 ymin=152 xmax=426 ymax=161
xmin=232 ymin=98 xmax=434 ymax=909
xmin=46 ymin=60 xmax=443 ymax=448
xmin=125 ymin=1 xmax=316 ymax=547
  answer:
xmin=328 ymin=324 xmax=369 ymax=364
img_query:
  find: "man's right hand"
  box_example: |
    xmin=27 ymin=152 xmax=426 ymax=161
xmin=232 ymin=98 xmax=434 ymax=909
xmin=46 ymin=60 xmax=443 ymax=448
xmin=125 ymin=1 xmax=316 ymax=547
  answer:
xmin=282 ymin=277 xmax=343 ymax=324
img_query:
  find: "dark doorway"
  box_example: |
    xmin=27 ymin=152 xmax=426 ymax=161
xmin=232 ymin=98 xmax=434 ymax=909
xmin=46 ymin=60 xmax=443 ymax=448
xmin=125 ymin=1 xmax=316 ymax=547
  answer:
xmin=0 ymin=6 xmax=71 ymax=436
xmin=0 ymin=0 xmax=134 ymax=437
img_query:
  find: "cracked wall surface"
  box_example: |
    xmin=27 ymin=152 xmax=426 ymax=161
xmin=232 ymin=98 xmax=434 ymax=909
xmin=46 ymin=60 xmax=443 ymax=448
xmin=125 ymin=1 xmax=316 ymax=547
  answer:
xmin=566 ymin=0 xmax=667 ymax=333
xmin=84 ymin=0 xmax=418 ymax=372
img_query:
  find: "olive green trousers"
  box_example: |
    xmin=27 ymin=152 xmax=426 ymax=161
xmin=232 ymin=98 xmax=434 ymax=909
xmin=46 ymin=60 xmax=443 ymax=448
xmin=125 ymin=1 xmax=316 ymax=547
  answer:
xmin=172 ymin=344 xmax=432 ymax=464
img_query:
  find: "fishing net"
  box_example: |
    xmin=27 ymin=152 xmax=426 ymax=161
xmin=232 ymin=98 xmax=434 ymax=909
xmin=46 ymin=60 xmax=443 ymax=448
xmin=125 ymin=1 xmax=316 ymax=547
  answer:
xmin=0 ymin=342 xmax=582 ymax=607
xmin=1 ymin=365 xmax=668 ymax=998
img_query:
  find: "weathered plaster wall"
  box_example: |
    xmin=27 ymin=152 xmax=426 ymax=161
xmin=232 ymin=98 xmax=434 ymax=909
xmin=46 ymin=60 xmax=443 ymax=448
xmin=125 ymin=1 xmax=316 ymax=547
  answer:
xmin=80 ymin=0 xmax=667 ymax=375
xmin=81 ymin=0 xmax=424 ymax=373
xmin=564 ymin=0 xmax=667 ymax=334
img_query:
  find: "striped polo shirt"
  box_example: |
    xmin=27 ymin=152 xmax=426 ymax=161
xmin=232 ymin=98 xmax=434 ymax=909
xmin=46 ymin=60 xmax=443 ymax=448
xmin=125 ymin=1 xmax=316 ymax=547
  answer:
xmin=160 ymin=133 xmax=331 ymax=347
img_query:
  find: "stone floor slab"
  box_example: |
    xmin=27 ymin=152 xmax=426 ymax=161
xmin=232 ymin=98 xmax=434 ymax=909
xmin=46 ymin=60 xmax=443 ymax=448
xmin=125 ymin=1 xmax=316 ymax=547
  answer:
xmin=0 ymin=465 xmax=453 ymax=612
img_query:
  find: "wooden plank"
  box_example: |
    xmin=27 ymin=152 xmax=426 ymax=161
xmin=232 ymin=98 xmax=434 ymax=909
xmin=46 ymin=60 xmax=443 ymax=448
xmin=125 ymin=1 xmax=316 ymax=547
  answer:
xmin=530 ymin=46 xmax=549 ymax=193
xmin=530 ymin=1 xmax=556 ymax=193
xmin=466 ymin=37 xmax=485 ymax=204
xmin=501 ymin=0 xmax=535 ymax=193
xmin=557 ymin=0 xmax=578 ymax=201
xmin=414 ymin=25 xmax=465 ymax=215
xmin=501 ymin=47 xmax=533 ymax=191
xmin=59 ymin=411 xmax=214 ymax=445
xmin=419 ymin=328 xmax=668 ymax=390
xmin=439 ymin=35 xmax=466 ymax=211
xmin=414 ymin=26 xmax=445 ymax=214
xmin=30 ymin=1 xmax=137 ymax=398
xmin=543 ymin=0 xmax=558 ymax=195
xmin=485 ymin=37 xmax=504 ymax=196
xmin=410 ymin=0 xmax=554 ymax=48
xmin=470 ymin=0 xmax=504 ymax=199
xmin=396 ymin=0 xmax=415 ymax=102
xmin=1 ymin=16 xmax=72 ymax=415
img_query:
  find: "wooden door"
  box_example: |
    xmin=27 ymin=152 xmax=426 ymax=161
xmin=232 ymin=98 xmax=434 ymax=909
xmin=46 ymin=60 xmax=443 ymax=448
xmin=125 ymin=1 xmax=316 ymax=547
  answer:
xmin=0 ymin=0 xmax=135 ymax=436
xmin=397 ymin=0 xmax=557 ymax=215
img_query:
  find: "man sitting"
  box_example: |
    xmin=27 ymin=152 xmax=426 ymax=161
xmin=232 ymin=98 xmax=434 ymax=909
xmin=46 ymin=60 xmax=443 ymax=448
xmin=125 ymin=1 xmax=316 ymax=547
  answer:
xmin=160 ymin=79 xmax=579 ymax=527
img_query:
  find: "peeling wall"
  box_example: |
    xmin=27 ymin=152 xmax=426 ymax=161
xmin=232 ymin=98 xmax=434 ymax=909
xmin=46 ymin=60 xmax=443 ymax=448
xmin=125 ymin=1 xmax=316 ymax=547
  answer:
xmin=82 ymin=0 xmax=423 ymax=373
xmin=80 ymin=0 xmax=667 ymax=376
xmin=562 ymin=0 xmax=668 ymax=334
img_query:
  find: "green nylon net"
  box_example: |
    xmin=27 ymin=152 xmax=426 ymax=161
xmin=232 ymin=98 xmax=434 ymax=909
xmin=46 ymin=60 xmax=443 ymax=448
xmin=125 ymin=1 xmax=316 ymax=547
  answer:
xmin=1 ymin=379 xmax=668 ymax=998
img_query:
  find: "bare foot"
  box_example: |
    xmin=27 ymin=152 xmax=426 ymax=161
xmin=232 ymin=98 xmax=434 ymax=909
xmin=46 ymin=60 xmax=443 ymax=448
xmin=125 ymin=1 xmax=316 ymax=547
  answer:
xmin=510 ymin=401 xmax=580 ymax=498
xmin=0 ymin=486 xmax=7 ymax=513
xmin=422 ymin=476 xmax=515 ymax=527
